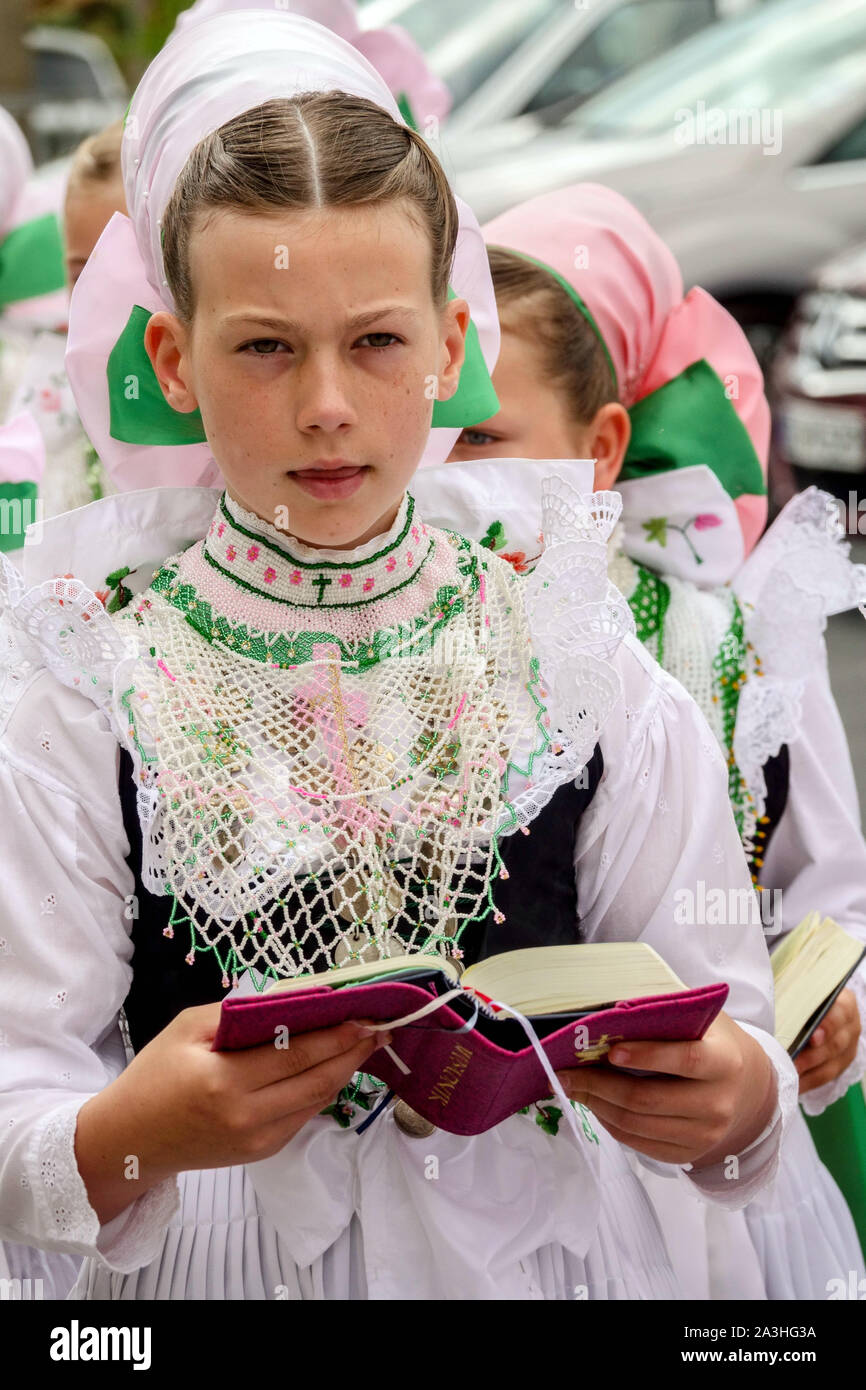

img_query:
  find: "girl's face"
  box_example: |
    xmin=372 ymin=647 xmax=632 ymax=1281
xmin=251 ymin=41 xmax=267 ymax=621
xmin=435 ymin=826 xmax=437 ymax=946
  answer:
xmin=447 ymin=320 xmax=630 ymax=490
xmin=64 ymin=182 xmax=126 ymax=287
xmin=147 ymin=200 xmax=468 ymax=549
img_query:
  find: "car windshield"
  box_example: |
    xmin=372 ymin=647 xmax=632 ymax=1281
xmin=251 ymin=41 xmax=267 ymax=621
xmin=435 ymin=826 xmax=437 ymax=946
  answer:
xmin=575 ymin=0 xmax=866 ymax=137
xmin=361 ymin=0 xmax=561 ymax=110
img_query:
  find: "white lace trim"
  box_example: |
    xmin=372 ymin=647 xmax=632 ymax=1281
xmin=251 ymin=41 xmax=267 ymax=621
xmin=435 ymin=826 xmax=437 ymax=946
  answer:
xmin=29 ymin=1098 xmax=180 ymax=1270
xmin=32 ymin=1101 xmax=100 ymax=1246
xmin=685 ymin=1024 xmax=799 ymax=1210
xmin=0 ymin=553 xmax=135 ymax=738
xmin=734 ymin=487 xmax=866 ymax=826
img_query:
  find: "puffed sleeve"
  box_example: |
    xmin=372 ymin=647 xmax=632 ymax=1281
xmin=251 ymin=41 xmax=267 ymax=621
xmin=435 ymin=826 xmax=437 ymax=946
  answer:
xmin=575 ymin=634 xmax=798 ymax=1208
xmin=0 ymin=670 xmax=179 ymax=1270
xmin=761 ymin=653 xmax=866 ymax=1114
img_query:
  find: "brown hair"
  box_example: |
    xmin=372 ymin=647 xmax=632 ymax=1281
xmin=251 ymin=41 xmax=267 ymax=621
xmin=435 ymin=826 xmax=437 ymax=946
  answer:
xmin=66 ymin=119 xmax=124 ymax=196
xmin=162 ymin=93 xmax=458 ymax=323
xmin=487 ymin=245 xmax=616 ymax=424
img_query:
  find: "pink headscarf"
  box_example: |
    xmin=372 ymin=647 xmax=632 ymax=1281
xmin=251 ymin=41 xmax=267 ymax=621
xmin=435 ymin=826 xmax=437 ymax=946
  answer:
xmin=65 ymin=11 xmax=496 ymax=492
xmin=483 ymin=184 xmax=770 ymax=558
xmin=0 ymin=106 xmax=32 ymax=235
xmin=172 ymin=0 xmax=451 ymax=125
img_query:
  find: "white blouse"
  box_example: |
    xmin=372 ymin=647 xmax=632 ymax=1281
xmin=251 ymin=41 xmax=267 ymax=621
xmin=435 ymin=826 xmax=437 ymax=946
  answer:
xmin=0 ymin=489 xmax=797 ymax=1297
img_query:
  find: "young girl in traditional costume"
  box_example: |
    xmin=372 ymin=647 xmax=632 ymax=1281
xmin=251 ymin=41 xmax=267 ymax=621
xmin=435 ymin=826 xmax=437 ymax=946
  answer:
xmin=0 ymin=18 xmax=797 ymax=1300
xmin=416 ymin=181 xmax=866 ymax=1297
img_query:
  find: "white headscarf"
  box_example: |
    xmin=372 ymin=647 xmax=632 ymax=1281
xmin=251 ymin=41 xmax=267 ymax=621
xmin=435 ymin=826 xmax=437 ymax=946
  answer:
xmin=65 ymin=11 xmax=498 ymax=489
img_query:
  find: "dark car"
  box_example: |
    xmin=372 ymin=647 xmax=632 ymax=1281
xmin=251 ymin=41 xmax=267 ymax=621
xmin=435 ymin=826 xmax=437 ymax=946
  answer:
xmin=770 ymin=241 xmax=866 ymax=522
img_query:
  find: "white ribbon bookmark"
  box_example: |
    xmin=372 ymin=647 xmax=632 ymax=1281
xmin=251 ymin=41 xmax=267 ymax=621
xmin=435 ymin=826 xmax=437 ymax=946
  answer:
xmin=359 ymin=986 xmax=593 ymax=1146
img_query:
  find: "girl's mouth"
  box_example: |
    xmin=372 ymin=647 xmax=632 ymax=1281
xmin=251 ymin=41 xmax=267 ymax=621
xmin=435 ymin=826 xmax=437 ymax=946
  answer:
xmin=289 ymin=464 xmax=369 ymax=500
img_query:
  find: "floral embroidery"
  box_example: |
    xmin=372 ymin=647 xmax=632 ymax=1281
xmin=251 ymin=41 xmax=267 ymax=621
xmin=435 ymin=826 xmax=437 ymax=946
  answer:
xmin=226 ymin=545 xmax=237 ymax=562
xmin=363 ymin=576 xmax=375 ymax=592
xmin=217 ymin=522 xmax=225 ymax=538
xmin=480 ymin=520 xmax=506 ymax=551
xmin=339 ymin=573 xmax=352 ymax=588
xmin=104 ymin=566 xmax=135 ymax=614
xmin=500 ymin=551 xmax=529 ymax=574
xmin=641 ymin=513 xmax=722 ymax=567
xmin=406 ymin=552 xmax=414 ymax=567
xmin=264 ymin=567 xmax=277 ymax=585
xmin=385 ymin=556 xmax=396 ymax=573
xmin=247 ymin=545 xmax=260 ymax=562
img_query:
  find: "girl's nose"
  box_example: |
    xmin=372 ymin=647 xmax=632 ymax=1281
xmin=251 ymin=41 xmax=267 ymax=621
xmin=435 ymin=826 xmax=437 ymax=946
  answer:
xmin=295 ymin=353 xmax=357 ymax=435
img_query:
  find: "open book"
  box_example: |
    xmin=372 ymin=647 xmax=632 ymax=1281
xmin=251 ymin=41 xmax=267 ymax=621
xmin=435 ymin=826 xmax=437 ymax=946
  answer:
xmin=214 ymin=943 xmax=728 ymax=1136
xmin=771 ymin=912 xmax=866 ymax=1055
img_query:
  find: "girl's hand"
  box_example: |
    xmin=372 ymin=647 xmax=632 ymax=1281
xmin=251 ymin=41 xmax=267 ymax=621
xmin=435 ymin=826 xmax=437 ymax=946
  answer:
xmin=555 ymin=1011 xmax=776 ymax=1168
xmin=796 ymin=988 xmax=861 ymax=1095
xmin=75 ymin=1003 xmax=389 ymax=1224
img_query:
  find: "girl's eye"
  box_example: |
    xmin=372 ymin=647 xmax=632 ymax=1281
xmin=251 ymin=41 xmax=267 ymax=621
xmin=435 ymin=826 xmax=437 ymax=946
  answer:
xmin=357 ymin=332 xmax=402 ymax=350
xmin=243 ymin=339 xmax=289 ymax=356
xmin=458 ymin=428 xmax=498 ymax=446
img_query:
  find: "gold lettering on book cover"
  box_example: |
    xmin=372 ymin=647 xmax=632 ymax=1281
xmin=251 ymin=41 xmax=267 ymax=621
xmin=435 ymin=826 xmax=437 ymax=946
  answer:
xmin=427 ymin=1041 xmax=473 ymax=1106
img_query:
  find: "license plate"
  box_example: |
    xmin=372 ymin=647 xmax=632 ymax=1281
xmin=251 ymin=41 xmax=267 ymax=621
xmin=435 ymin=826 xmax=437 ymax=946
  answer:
xmin=780 ymin=399 xmax=866 ymax=471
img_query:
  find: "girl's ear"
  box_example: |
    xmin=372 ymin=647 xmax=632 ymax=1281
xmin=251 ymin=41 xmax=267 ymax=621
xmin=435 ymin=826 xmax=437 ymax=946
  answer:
xmin=587 ymin=403 xmax=631 ymax=490
xmin=436 ymin=296 xmax=469 ymax=402
xmin=144 ymin=311 xmax=201 ymax=413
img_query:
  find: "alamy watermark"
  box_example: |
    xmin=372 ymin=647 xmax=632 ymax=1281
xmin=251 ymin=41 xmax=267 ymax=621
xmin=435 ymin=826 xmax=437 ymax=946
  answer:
xmin=674 ymin=882 xmax=782 ymax=933
xmin=674 ymin=102 xmax=782 ymax=156
xmin=0 ymin=495 xmax=43 ymax=546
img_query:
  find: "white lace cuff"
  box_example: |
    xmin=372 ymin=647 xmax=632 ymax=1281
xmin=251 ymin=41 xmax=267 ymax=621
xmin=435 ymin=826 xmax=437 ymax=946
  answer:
xmin=681 ymin=1024 xmax=798 ymax=1211
xmin=799 ymin=963 xmax=866 ymax=1116
xmin=29 ymin=1098 xmax=179 ymax=1273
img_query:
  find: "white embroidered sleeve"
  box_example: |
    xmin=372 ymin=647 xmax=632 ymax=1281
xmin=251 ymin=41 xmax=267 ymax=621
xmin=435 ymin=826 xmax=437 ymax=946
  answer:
xmin=574 ymin=635 xmax=797 ymax=1207
xmin=761 ymin=655 xmax=866 ymax=1114
xmin=0 ymin=671 xmax=179 ymax=1271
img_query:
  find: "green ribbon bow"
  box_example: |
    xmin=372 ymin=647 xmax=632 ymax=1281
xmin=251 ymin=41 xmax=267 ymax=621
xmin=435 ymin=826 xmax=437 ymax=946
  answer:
xmin=107 ymin=287 xmax=499 ymax=446
xmin=0 ymin=213 xmax=67 ymax=309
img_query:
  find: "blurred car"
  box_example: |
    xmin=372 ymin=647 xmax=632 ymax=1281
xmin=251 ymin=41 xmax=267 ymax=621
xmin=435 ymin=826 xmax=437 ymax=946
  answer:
xmin=447 ymin=0 xmax=866 ymax=361
xmin=771 ymin=242 xmax=866 ymax=492
xmin=360 ymin=0 xmax=568 ymax=114
xmin=23 ymin=26 xmax=127 ymax=163
xmin=445 ymin=0 xmax=762 ymax=137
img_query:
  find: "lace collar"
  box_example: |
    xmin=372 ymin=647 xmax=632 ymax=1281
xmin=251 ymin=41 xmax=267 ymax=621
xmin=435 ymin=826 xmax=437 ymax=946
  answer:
xmin=204 ymin=491 xmax=433 ymax=610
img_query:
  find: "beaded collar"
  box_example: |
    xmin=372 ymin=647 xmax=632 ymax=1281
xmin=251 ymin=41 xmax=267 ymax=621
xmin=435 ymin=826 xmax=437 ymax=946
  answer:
xmin=204 ymin=491 xmax=433 ymax=610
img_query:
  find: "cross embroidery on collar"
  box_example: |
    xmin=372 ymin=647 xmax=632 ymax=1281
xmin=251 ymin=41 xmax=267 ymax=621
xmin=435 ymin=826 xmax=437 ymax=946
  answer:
xmin=313 ymin=574 xmax=333 ymax=605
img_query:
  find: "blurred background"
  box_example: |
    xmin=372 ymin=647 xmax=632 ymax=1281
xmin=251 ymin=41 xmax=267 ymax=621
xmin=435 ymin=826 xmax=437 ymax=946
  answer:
xmin=1 ymin=0 xmax=864 ymax=797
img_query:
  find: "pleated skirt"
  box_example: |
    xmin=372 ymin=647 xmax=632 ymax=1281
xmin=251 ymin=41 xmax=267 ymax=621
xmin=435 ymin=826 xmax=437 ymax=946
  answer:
xmin=69 ymin=1150 xmax=680 ymax=1301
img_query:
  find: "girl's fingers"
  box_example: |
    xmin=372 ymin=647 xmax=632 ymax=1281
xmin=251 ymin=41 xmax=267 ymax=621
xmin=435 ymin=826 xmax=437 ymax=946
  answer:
xmin=605 ymin=1036 xmax=722 ymax=1081
xmin=239 ymin=1020 xmax=390 ymax=1090
xmin=252 ymin=1034 xmax=385 ymax=1124
xmin=798 ymin=1038 xmax=860 ymax=1094
xmin=587 ymin=1115 xmax=702 ymax=1166
xmin=565 ymin=1092 xmax=718 ymax=1147
xmin=556 ymin=1066 xmax=711 ymax=1121
xmin=796 ymin=1025 xmax=854 ymax=1075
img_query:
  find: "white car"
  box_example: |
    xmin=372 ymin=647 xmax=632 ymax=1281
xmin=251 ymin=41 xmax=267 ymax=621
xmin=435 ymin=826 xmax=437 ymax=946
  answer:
xmin=446 ymin=0 xmax=866 ymax=348
xmin=444 ymin=0 xmax=761 ymax=136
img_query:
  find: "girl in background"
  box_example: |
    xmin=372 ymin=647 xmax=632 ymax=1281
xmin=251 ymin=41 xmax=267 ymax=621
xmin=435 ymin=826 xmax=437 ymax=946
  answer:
xmin=415 ymin=181 xmax=866 ymax=1297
